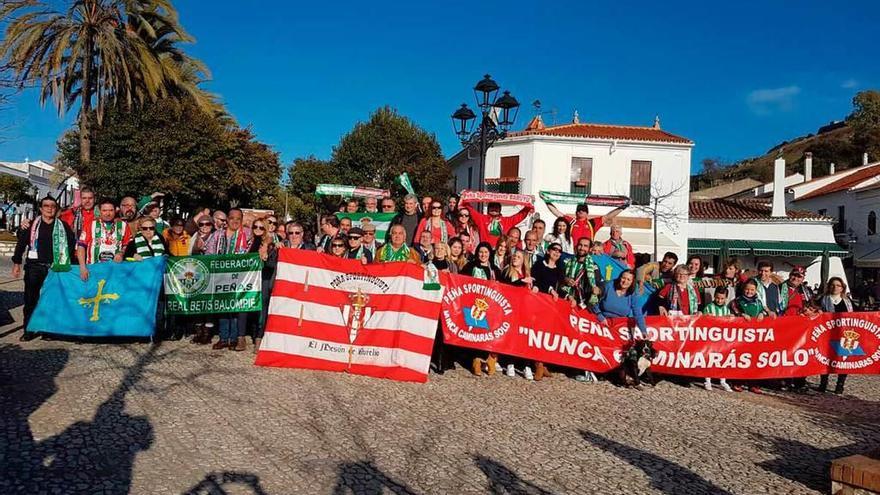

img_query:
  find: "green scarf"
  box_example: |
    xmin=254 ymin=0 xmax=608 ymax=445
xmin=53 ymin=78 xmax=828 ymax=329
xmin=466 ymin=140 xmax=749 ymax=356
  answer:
xmin=30 ymin=217 xmax=70 ymax=271
xmin=561 ymin=255 xmax=598 ymax=302
xmin=378 ymin=243 xmax=412 ymax=262
xmin=666 ymin=283 xmax=699 ymax=315
xmin=778 ymin=281 xmax=790 ymax=313
xmin=133 ymin=233 xmax=166 ymax=258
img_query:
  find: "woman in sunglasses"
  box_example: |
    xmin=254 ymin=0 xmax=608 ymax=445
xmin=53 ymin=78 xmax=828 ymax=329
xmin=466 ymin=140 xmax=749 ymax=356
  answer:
xmin=124 ymin=218 xmax=168 ymax=260
xmin=164 ymin=216 xmax=193 ymax=256
xmin=192 ymin=214 xmax=216 ymax=255
xmin=328 ymin=235 xmax=349 ymax=258
xmin=415 ymin=201 xmax=456 ymax=247
xmin=242 ymin=218 xmax=278 ymax=352
xmin=455 ymin=208 xmax=481 ymax=255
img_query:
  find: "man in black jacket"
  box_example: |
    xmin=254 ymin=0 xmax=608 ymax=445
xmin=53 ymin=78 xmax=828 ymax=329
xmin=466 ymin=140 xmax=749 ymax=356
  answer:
xmin=11 ymin=196 xmax=76 ymax=341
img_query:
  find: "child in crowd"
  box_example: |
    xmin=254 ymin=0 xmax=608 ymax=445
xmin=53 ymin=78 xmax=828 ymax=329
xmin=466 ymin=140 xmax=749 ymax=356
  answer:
xmin=701 ymin=290 xmax=733 ymax=391
xmin=730 ymin=280 xmax=774 ymax=321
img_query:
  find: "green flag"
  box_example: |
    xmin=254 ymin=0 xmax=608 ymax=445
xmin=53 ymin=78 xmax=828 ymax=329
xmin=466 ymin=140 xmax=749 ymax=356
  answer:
xmin=336 ymin=212 xmax=396 ymax=243
xmin=396 ymin=172 xmax=416 ymax=196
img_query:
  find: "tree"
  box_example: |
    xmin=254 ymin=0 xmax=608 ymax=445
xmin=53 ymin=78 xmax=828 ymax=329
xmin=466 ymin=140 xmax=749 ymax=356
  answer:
xmin=0 ymin=0 xmax=216 ymax=165
xmin=0 ymin=174 xmax=34 ymax=205
xmin=56 ymin=98 xmax=281 ymax=212
xmin=332 ymin=106 xmax=451 ymax=199
xmin=627 ymin=180 xmax=689 ymax=262
xmin=284 ymin=155 xmax=342 ymax=227
xmin=848 ymin=90 xmax=880 ymax=159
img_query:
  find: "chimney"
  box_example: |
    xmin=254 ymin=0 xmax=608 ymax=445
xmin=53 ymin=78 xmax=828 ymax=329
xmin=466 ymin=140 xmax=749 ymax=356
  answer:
xmin=830 ymin=162 xmax=836 ymax=175
xmin=771 ymin=158 xmax=786 ymax=217
xmin=804 ymin=152 xmax=812 ymax=182
xmin=864 ymin=153 xmax=870 ymax=166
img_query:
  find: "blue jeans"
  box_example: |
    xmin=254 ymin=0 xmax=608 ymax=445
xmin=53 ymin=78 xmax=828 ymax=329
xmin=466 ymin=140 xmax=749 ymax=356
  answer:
xmin=218 ymin=316 xmax=238 ymax=342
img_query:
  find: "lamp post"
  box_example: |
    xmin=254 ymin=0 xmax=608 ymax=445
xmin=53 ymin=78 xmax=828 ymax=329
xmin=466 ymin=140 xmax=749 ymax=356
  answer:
xmin=451 ymin=74 xmax=520 ymax=192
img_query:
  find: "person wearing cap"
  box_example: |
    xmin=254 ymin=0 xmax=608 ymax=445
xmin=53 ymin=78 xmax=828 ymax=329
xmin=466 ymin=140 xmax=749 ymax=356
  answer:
xmin=345 ymin=227 xmax=373 ymax=264
xmin=545 ymin=200 xmax=628 ymax=247
xmin=458 ymin=197 xmax=534 ymax=248
xmin=360 ymin=223 xmax=382 ymax=258
xmin=779 ymin=266 xmax=814 ymax=316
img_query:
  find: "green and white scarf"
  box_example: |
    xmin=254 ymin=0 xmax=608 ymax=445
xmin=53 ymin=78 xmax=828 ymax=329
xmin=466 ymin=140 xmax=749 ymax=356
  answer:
xmin=133 ymin=233 xmax=166 ymax=258
xmin=29 ymin=217 xmax=70 ymax=271
xmin=702 ymin=302 xmax=730 ymax=316
xmin=377 ymin=243 xmax=412 ymax=262
xmin=561 ymin=255 xmax=598 ymax=302
xmin=666 ymin=283 xmax=699 ymax=315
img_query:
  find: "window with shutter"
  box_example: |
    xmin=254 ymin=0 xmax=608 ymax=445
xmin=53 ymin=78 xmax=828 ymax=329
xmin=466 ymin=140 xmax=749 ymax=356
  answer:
xmin=570 ymin=158 xmax=592 ymax=194
xmin=630 ymin=161 xmax=652 ymax=205
xmin=500 ymin=156 xmax=520 ymax=178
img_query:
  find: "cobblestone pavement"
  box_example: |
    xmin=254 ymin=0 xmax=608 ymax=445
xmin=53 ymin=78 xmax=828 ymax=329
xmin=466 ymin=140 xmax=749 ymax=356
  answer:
xmin=1 ymin=277 xmax=879 ymax=495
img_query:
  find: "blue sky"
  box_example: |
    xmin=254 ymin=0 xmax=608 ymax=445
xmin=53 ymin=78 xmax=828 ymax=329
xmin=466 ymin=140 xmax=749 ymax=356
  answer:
xmin=1 ymin=1 xmax=878 ymax=173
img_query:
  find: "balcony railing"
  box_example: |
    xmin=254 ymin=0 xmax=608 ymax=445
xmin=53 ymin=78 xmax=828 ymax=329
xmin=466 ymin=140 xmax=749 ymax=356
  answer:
xmin=484 ymin=177 xmax=523 ymax=194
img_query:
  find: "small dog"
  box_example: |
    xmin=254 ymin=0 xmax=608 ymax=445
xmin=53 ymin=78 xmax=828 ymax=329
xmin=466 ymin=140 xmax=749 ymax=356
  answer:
xmin=618 ymin=339 xmax=656 ymax=388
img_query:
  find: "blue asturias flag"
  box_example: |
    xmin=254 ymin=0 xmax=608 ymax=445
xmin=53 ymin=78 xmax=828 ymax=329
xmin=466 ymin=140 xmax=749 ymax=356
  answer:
xmin=27 ymin=256 xmax=165 ymax=337
xmin=591 ymin=253 xmax=629 ymax=283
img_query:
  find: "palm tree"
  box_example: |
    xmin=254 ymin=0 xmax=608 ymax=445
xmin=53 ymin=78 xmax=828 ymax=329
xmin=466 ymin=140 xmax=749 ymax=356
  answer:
xmin=0 ymin=0 xmax=216 ymax=165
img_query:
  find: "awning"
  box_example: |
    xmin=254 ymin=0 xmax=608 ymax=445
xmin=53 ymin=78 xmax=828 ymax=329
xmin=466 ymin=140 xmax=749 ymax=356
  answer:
xmin=688 ymin=239 xmax=850 ymax=257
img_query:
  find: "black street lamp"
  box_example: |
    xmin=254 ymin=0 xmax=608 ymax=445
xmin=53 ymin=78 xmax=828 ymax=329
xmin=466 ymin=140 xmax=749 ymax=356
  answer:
xmin=451 ymin=74 xmax=520 ymax=192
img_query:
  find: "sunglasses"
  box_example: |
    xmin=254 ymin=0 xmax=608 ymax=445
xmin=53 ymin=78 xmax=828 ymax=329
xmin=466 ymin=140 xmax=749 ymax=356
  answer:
xmin=267 ymin=220 xmax=277 ymax=225
xmin=364 ymin=231 xmax=375 ymax=235
xmin=348 ymin=236 xmax=361 ymax=240
xmin=141 ymin=226 xmax=155 ymax=231
xmin=199 ymin=222 xmax=213 ymax=227
xmin=432 ymin=206 xmax=443 ymax=210
xmin=287 ymin=230 xmax=302 ymax=235
xmin=458 ymin=213 xmax=469 ymax=218
xmin=331 ymin=243 xmax=345 ymax=248
xmin=254 ymin=225 xmax=266 ymax=230
xmin=548 ymin=247 xmax=562 ymax=252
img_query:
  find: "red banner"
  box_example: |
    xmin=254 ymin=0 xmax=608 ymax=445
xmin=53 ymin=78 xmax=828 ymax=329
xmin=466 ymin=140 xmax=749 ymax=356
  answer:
xmin=440 ymin=273 xmax=880 ymax=379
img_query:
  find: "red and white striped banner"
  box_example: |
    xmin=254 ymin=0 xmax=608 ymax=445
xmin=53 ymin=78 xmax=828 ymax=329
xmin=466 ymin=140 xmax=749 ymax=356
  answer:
xmin=254 ymin=249 xmax=444 ymax=382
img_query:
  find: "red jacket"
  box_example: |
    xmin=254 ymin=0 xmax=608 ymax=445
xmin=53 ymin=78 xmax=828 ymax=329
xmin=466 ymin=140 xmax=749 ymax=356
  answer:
xmin=59 ymin=207 xmax=95 ymax=234
xmin=603 ymin=238 xmax=635 ymax=268
xmin=462 ymin=202 xmax=533 ymax=247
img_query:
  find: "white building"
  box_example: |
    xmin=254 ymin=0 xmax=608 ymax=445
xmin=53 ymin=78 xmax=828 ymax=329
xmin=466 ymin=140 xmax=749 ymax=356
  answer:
xmin=0 ymin=159 xmax=78 ymax=228
xmin=447 ymin=115 xmax=694 ymax=260
xmin=784 ymin=155 xmax=880 ymax=286
xmin=688 ymin=158 xmax=849 ymax=289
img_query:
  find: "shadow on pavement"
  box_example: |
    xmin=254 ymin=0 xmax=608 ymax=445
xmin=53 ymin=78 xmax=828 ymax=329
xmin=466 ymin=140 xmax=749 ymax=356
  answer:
xmin=183 ymin=471 xmax=269 ymax=494
xmin=579 ymin=429 xmax=733 ymax=495
xmin=0 ymin=342 xmax=157 ymax=494
xmin=0 ymin=289 xmax=23 ymax=327
xmin=473 ymin=455 xmax=558 ymax=495
xmin=331 ymin=460 xmax=418 ymax=495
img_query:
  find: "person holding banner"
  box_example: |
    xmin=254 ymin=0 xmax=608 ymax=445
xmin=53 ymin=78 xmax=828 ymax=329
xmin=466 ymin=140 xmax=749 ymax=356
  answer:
xmin=594 ymin=270 xmax=647 ymax=332
xmin=328 ymin=235 xmax=349 ymax=258
xmin=12 ymin=195 xmax=76 ymax=341
xmin=249 ymin=218 xmax=278 ymax=352
xmin=545 ymin=200 xmax=628 ymax=247
xmin=560 ymin=238 xmax=602 ymax=309
xmin=345 ymin=227 xmax=373 ymax=264
xmin=459 ymin=197 xmax=533 ymax=249
xmin=530 ymin=242 xmax=566 ymax=381
xmin=462 ymin=242 xmax=503 ymax=376
xmin=818 ymin=277 xmax=853 ymax=394
xmin=206 ymin=208 xmax=252 ymax=351
xmin=124 ymin=218 xmax=168 ymax=260
xmin=364 ymin=196 xmax=379 ymax=214
xmin=414 ymin=201 xmax=455 ymax=246
xmin=375 ymin=225 xmax=421 ymax=264
xmin=545 ymin=218 xmax=573 ymax=255
xmin=753 ymin=260 xmax=783 ymax=315
xmin=76 ymin=198 xmax=133 ymax=281
xmin=779 ymin=266 xmax=815 ymax=316
xmin=657 ymin=266 xmax=701 ymax=317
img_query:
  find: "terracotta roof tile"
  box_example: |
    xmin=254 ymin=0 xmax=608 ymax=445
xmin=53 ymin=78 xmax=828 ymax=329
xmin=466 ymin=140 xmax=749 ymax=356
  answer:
xmin=797 ymin=163 xmax=880 ymax=200
xmin=508 ymin=122 xmax=692 ymax=144
xmin=689 ymin=198 xmax=830 ymax=221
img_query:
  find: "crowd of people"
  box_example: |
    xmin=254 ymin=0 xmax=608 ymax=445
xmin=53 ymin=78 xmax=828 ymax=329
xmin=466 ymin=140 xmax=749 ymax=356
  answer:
xmin=10 ymin=189 xmax=863 ymax=394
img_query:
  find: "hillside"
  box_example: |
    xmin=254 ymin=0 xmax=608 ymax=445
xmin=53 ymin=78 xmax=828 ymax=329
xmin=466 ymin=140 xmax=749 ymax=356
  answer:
xmin=692 ymin=122 xmax=862 ymax=191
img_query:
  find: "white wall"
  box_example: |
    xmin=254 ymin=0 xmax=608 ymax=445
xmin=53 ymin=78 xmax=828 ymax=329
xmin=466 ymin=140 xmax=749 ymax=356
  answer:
xmin=483 ymin=135 xmax=693 ymax=259
xmin=689 ymin=220 xmax=838 ymax=243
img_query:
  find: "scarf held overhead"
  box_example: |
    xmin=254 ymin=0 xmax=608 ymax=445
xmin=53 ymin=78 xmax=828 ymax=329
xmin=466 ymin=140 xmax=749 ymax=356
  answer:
xmin=539 ymin=191 xmax=630 ymax=207
xmin=459 ymin=189 xmax=534 ymax=207
xmin=315 ymin=184 xmax=390 ymax=199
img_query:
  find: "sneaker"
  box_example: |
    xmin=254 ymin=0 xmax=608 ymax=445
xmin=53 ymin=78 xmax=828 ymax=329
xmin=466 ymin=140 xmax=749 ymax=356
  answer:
xmin=749 ymin=386 xmax=763 ymax=395
xmin=720 ymin=381 xmax=733 ymax=392
xmin=524 ymin=366 xmax=534 ymax=381
xmin=704 ymin=379 xmax=712 ymax=391
xmin=506 ymin=364 xmax=515 ymax=378
xmin=589 ymin=372 xmax=598 ymax=382
xmin=732 ymin=384 xmax=743 ymax=392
